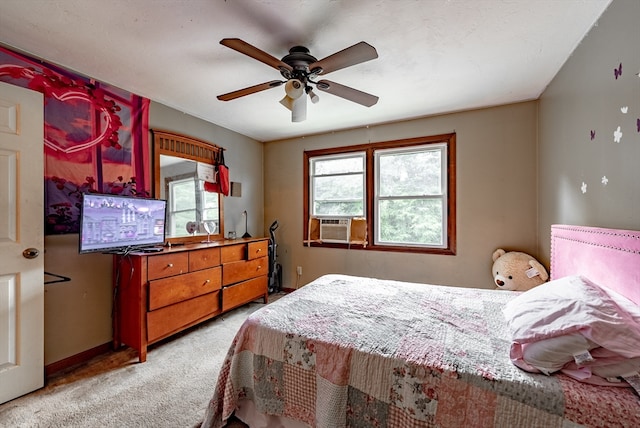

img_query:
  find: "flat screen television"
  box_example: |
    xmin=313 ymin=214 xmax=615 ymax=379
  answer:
xmin=78 ymin=193 xmax=167 ymax=254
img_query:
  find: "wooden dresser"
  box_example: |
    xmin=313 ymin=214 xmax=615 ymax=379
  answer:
xmin=112 ymin=237 xmax=269 ymax=362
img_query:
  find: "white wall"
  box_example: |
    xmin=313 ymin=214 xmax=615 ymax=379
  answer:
xmin=264 ymin=101 xmax=539 ymax=290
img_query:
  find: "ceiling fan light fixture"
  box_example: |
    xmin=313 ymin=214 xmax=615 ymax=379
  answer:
xmin=306 ymin=86 xmax=319 ymax=104
xmin=280 ymin=79 xmax=304 ymax=111
xmin=279 ymin=95 xmax=294 ymax=111
xmin=291 ymin=95 xmax=307 ymax=122
xmin=284 ymin=79 xmax=304 ymax=99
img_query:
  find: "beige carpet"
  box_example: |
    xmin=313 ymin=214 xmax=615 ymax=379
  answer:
xmin=0 ymin=298 xmax=276 ymax=428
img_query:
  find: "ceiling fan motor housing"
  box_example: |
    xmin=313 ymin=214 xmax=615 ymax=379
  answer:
xmin=280 ymin=46 xmax=320 ymax=82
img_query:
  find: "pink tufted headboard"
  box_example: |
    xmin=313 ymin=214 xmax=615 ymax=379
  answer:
xmin=550 ymin=224 xmax=640 ymax=306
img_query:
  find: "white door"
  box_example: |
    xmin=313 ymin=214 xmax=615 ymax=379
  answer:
xmin=0 ymin=81 xmax=44 ymax=404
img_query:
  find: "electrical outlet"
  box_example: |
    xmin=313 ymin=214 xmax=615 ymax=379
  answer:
xmin=296 ymin=266 xmax=303 ymax=276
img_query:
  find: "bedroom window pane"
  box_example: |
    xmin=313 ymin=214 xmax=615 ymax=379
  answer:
xmin=375 ymin=143 xmax=447 ymax=248
xmin=171 ymin=179 xmax=196 ymax=210
xmin=314 ymin=156 xmax=363 ymax=175
xmin=314 ymin=200 xmax=364 ymax=216
xmin=202 ymin=189 xmax=219 ymax=228
xmin=310 ymin=153 xmax=365 ymax=217
xmin=168 ymin=178 xmax=197 ymax=236
xmin=167 ymin=178 xmax=219 ymax=236
xmin=314 ymin=175 xmax=363 ymax=200
xmin=378 ymin=199 xmax=443 ymax=245
xmin=378 ymin=150 xmax=442 ymax=196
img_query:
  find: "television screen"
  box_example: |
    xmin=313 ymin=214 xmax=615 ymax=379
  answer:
xmin=79 ymin=193 xmax=167 ymax=254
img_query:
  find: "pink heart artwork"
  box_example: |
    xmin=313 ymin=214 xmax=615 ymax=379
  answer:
xmin=0 ymin=64 xmax=121 ymax=154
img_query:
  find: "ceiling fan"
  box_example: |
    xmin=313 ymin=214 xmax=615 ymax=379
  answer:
xmin=217 ymin=38 xmax=379 ymax=122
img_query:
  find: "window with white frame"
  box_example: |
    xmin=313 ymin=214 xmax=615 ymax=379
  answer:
xmin=167 ymin=177 xmax=219 ymax=237
xmin=310 ymin=152 xmax=365 ymax=217
xmin=303 ymin=133 xmax=456 ymax=254
xmin=375 ymin=143 xmax=447 ymax=248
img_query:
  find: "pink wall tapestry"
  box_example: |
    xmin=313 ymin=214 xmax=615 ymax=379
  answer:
xmin=0 ymin=46 xmax=150 ymax=234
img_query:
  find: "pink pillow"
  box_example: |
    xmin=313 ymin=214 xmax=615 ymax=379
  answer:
xmin=503 ymin=275 xmax=640 ymax=381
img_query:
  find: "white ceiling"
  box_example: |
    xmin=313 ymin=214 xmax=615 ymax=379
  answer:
xmin=0 ymin=0 xmax=611 ymax=142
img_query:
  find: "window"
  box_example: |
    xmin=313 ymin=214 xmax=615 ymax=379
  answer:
xmin=167 ymin=176 xmax=219 ymax=237
xmin=303 ymin=133 xmax=456 ymax=254
xmin=310 ymin=153 xmax=365 ymax=217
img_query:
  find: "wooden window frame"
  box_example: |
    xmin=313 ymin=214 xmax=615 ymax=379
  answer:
xmin=303 ymin=133 xmax=456 ymax=255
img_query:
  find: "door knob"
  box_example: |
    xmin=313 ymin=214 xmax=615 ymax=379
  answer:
xmin=23 ymin=248 xmax=40 ymax=259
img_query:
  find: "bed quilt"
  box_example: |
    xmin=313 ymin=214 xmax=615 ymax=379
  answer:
xmin=202 ymin=274 xmax=639 ymax=428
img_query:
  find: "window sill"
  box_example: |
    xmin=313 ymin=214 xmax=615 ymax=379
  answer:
xmin=303 ymin=241 xmax=456 ymax=255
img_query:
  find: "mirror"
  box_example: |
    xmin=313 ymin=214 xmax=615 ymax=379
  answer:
xmin=153 ymin=130 xmax=224 ymax=244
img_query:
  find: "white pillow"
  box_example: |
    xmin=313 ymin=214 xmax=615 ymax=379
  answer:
xmin=520 ymin=333 xmax=597 ymax=374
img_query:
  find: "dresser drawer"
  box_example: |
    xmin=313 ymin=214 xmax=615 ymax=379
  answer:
xmin=147 ymin=252 xmax=189 ymax=280
xmin=147 ymin=291 xmax=220 ymax=343
xmin=247 ymin=240 xmax=268 ymax=260
xmin=189 ymin=247 xmax=221 ymax=271
xmin=221 ymin=244 xmax=245 ymax=263
xmin=148 ymin=266 xmax=221 ymax=311
xmin=222 ymin=257 xmax=267 ymax=286
xmin=222 ymin=276 xmax=267 ymax=312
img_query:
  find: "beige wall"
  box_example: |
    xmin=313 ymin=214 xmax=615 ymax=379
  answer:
xmin=264 ymin=101 xmax=539 ymax=290
xmin=537 ymin=0 xmax=640 ymax=265
xmin=43 ymin=102 xmax=263 ymax=365
xmin=43 ymin=234 xmax=113 ymax=365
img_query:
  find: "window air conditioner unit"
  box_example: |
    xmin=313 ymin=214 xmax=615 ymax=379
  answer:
xmin=319 ymin=218 xmax=351 ymax=243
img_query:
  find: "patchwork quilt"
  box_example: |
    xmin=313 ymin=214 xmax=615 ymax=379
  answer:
xmin=202 ymin=274 xmax=639 ymax=427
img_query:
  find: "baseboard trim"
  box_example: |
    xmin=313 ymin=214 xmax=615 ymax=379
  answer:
xmin=45 ymin=291 xmax=295 ymax=378
xmin=45 ymin=342 xmax=112 ymax=378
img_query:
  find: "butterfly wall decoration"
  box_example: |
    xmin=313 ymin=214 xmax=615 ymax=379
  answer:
xmin=614 ymin=62 xmax=622 ymax=79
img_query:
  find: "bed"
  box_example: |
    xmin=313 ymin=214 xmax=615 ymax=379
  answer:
xmin=202 ymin=225 xmax=640 ymax=427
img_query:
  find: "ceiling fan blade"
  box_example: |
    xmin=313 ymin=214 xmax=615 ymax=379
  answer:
xmin=220 ymin=38 xmax=293 ymax=72
xmin=309 ymin=42 xmax=378 ymax=75
xmin=315 ymin=80 xmax=379 ymax=107
xmin=217 ymin=80 xmax=284 ymax=101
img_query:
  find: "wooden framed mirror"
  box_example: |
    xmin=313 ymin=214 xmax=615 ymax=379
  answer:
xmin=152 ymin=130 xmax=224 ymax=244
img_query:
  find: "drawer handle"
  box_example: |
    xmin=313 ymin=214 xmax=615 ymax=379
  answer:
xmin=256 ymin=248 xmax=262 ymax=252
xmin=167 ymin=263 xmax=174 ymax=268
xmin=257 ymin=265 xmax=262 ymax=270
xmin=205 ymin=279 xmax=210 ymax=283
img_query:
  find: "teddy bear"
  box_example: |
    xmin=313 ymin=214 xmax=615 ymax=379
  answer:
xmin=492 ymin=249 xmax=549 ymax=291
